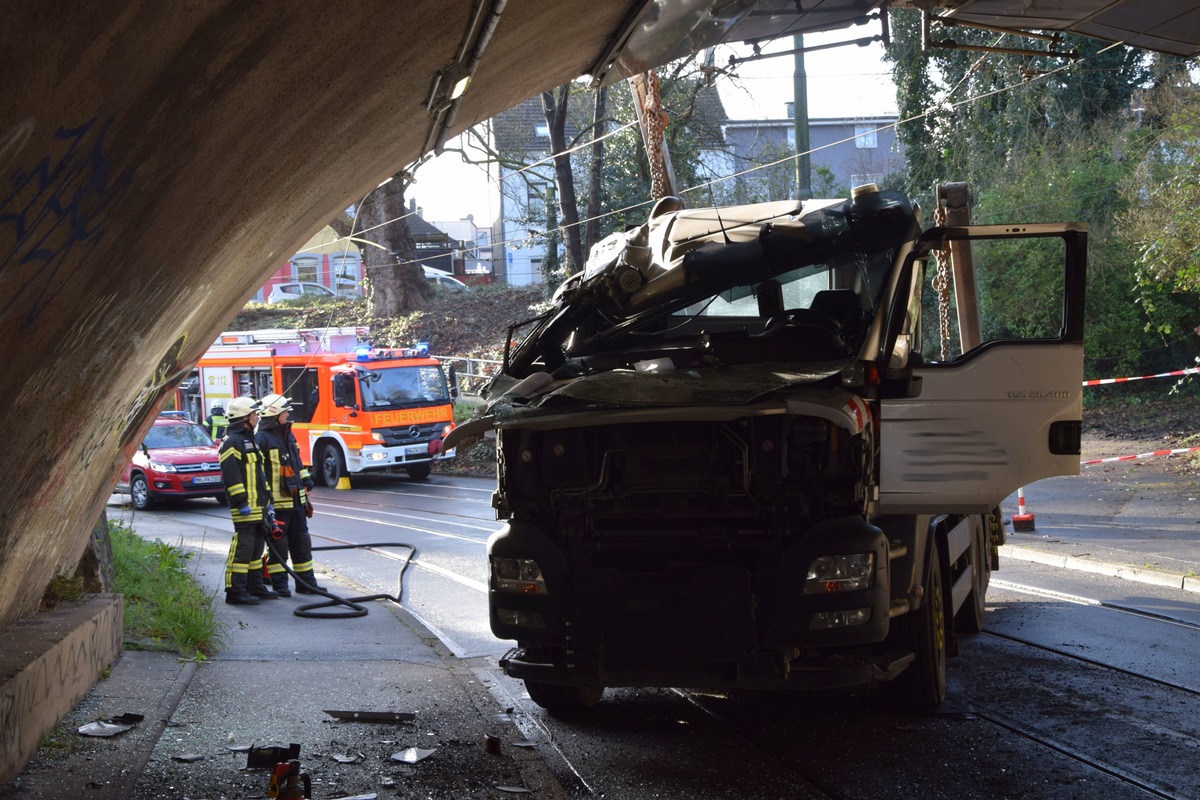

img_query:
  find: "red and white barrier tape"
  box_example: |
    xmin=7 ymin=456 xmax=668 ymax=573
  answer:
xmin=1083 ymin=366 xmax=1199 ymax=386
xmin=1081 ymin=446 xmax=1200 ymax=466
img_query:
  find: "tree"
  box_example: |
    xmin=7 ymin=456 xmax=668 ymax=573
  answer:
xmin=356 ymin=171 xmax=432 ymax=316
xmin=542 ymin=87 xmax=585 ymax=271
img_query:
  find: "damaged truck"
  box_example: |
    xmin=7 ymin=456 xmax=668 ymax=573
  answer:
xmin=446 ymin=184 xmax=1085 ymax=712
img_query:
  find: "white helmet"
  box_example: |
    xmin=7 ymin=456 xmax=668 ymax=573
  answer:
xmin=259 ymin=393 xmax=293 ymax=418
xmin=226 ymin=396 xmax=261 ymax=423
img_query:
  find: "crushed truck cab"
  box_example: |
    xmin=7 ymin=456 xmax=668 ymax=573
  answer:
xmin=447 ymin=185 xmax=1085 ymax=713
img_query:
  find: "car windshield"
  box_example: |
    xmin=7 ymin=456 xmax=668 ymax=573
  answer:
xmin=357 ymin=365 xmax=450 ymax=410
xmin=144 ymin=423 xmax=214 ymax=449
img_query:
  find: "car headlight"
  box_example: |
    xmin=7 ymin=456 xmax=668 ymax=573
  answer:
xmin=804 ymin=553 xmax=873 ymax=594
xmin=148 ymin=460 xmax=177 ymax=473
xmin=492 ymin=557 xmax=547 ymax=595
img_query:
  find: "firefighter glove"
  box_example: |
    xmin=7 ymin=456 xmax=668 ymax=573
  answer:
xmin=238 ymin=504 xmax=251 ymax=516
xmin=304 ymin=499 xmax=314 ymax=519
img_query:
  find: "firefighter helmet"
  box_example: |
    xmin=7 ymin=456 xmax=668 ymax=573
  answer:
xmin=226 ymin=396 xmax=261 ymax=423
xmin=259 ymin=393 xmax=293 ymax=418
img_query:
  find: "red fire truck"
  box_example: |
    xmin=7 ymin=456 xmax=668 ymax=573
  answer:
xmin=184 ymin=327 xmax=456 ymax=483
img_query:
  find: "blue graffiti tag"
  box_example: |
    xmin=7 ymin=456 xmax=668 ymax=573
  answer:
xmin=0 ymin=116 xmax=133 ymax=327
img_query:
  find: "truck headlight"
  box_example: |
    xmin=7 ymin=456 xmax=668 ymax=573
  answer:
xmin=804 ymin=553 xmax=873 ymax=594
xmin=496 ymin=608 xmax=546 ymax=629
xmin=492 ymin=557 xmax=547 ymax=595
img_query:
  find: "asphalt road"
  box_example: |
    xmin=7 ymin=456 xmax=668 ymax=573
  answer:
xmin=103 ymin=461 xmax=1200 ymax=800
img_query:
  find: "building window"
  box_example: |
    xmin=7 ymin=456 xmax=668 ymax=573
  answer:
xmin=854 ymin=125 xmax=877 ymax=149
xmin=291 ymin=255 xmax=319 ymax=283
xmin=534 ymin=124 xmax=549 ymax=138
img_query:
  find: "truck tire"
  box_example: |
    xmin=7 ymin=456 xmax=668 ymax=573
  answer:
xmin=318 ymin=443 xmax=346 ymax=487
xmin=405 ymin=463 xmax=432 ymax=481
xmin=130 ymin=473 xmax=154 ymax=511
xmin=954 ymin=521 xmax=988 ymax=634
xmin=524 ymin=681 xmax=604 ymax=715
xmin=880 ymin=540 xmax=946 ymax=711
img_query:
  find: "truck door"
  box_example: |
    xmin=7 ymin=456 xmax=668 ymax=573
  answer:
xmin=878 ymin=224 xmax=1086 ymax=514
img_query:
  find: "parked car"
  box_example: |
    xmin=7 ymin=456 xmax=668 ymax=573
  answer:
xmin=267 ymin=281 xmax=338 ymax=303
xmin=423 ymin=266 xmax=471 ymax=293
xmin=115 ymin=413 xmax=225 ymax=510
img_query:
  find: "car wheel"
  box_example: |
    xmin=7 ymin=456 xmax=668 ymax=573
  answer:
xmin=319 ymin=443 xmax=346 ymax=486
xmin=524 ymin=681 xmax=604 ymax=715
xmin=879 ymin=539 xmax=946 ymax=711
xmin=130 ymin=473 xmax=154 ymax=511
xmin=405 ymin=463 xmax=432 ymax=481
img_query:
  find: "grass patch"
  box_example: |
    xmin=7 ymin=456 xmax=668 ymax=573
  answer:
xmin=110 ymin=521 xmax=225 ymax=658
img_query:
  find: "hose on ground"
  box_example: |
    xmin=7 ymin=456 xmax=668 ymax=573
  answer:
xmin=262 ymin=537 xmax=417 ymax=619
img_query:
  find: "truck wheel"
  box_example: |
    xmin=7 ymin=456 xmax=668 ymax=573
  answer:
xmin=130 ymin=473 xmax=154 ymax=511
xmin=880 ymin=540 xmax=946 ymax=711
xmin=405 ymin=463 xmax=432 ymax=481
xmin=524 ymin=681 xmax=604 ymax=714
xmin=954 ymin=522 xmax=988 ymax=634
xmin=318 ymin=443 xmax=346 ymax=487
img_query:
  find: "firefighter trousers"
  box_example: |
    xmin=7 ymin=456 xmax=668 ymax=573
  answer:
xmin=265 ymin=506 xmax=317 ymax=591
xmin=225 ymin=521 xmax=267 ymax=596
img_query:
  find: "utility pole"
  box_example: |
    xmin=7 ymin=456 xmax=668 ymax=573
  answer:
xmin=792 ymin=34 xmax=811 ymax=200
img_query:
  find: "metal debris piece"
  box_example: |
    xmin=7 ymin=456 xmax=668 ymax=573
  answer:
xmin=171 ymin=753 xmax=204 ymax=763
xmin=496 ymin=787 xmax=533 ymax=794
xmin=78 ymin=721 xmax=133 ymax=737
xmin=226 ymin=744 xmax=253 ymax=752
xmin=484 ymin=734 xmax=502 ymax=755
xmin=331 ymin=752 xmax=365 ymax=764
xmin=328 ymin=795 xmax=377 ymax=799
xmin=105 ymin=713 xmax=144 ymax=725
xmin=324 ymin=709 xmax=416 ymax=722
xmin=389 ymin=747 xmax=436 ymax=764
xmin=246 ymin=742 xmax=302 ymax=769
xmin=380 ymin=777 xmax=396 ymax=787
xmin=511 ymin=740 xmax=536 ymax=748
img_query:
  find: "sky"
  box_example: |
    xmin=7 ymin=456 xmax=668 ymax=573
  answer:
xmin=410 ymin=29 xmax=897 ymax=227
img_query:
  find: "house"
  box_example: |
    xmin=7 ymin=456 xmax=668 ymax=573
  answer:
xmin=254 ymin=218 xmax=364 ymax=302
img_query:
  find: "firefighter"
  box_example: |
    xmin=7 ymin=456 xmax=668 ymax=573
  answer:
xmin=219 ymin=396 xmax=280 ymax=604
xmin=205 ymin=401 xmax=228 ymax=440
xmin=256 ymin=393 xmax=324 ymax=596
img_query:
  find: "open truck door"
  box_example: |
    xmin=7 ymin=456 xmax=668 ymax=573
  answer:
xmin=879 ymin=223 xmax=1087 ymax=514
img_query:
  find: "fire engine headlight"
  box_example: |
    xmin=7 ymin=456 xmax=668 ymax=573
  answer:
xmin=371 ymin=432 xmax=386 ymax=443
xmin=492 ymin=557 xmax=547 ymax=595
xmin=809 ymin=608 xmax=872 ymax=630
xmin=148 ymin=461 xmax=177 ymax=473
xmin=442 ymin=422 xmax=455 ymax=438
xmin=804 ymin=553 xmax=874 ymax=594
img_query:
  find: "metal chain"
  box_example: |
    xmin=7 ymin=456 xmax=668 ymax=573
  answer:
xmin=932 ymin=202 xmax=953 ymax=360
xmin=642 ymin=69 xmax=670 ymax=200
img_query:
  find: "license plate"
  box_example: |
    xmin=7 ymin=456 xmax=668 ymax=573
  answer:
xmin=404 ymin=444 xmax=428 ymax=457
xmin=192 ymin=475 xmax=221 ymax=485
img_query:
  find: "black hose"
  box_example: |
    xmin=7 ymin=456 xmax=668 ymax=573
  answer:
xmin=262 ymin=537 xmax=417 ymax=620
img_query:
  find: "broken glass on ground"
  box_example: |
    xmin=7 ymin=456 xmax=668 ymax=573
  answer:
xmin=389 ymin=747 xmax=436 ymax=763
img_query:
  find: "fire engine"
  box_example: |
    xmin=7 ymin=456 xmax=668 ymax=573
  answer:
xmin=185 ymin=327 xmax=456 ymax=483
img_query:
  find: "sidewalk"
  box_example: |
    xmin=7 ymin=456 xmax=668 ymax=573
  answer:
xmin=5 ymin=504 xmax=568 ymax=800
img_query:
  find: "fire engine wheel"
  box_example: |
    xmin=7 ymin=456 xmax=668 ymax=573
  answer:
xmin=130 ymin=474 xmax=154 ymax=511
xmin=879 ymin=540 xmax=946 ymax=712
xmin=523 ymin=680 xmax=604 ymax=715
xmin=318 ymin=444 xmax=346 ymax=487
xmin=405 ymin=463 xmax=431 ymax=481
xmin=954 ymin=521 xmax=988 ymax=634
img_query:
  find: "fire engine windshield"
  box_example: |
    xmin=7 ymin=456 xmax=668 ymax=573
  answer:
xmin=356 ymin=365 xmax=450 ymax=410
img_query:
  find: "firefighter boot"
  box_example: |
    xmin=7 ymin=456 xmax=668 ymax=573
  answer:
xmin=271 ymin=575 xmax=293 ymax=597
xmin=293 ymin=570 xmax=325 ymax=595
xmin=246 ymin=563 xmax=280 ymax=599
xmin=225 ymin=573 xmax=261 ymax=606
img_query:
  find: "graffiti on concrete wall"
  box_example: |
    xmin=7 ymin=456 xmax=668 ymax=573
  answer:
xmin=0 ymin=598 xmax=123 ymax=784
xmin=0 ymin=116 xmax=133 ymax=328
xmin=118 ymin=334 xmax=192 ymax=446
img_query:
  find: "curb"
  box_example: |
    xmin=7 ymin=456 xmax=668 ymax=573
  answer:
xmin=1001 ymin=544 xmax=1200 ymax=593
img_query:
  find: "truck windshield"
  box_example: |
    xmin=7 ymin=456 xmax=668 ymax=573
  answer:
xmin=357 ymin=365 xmax=449 ymax=410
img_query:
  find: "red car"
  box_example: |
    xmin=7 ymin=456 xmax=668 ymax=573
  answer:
xmin=116 ymin=413 xmax=225 ymax=510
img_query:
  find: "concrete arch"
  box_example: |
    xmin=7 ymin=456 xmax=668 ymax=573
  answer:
xmin=0 ymin=0 xmax=629 ymax=630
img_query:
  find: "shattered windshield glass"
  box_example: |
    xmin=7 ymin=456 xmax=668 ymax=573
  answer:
xmin=508 ymin=189 xmax=917 ymax=378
